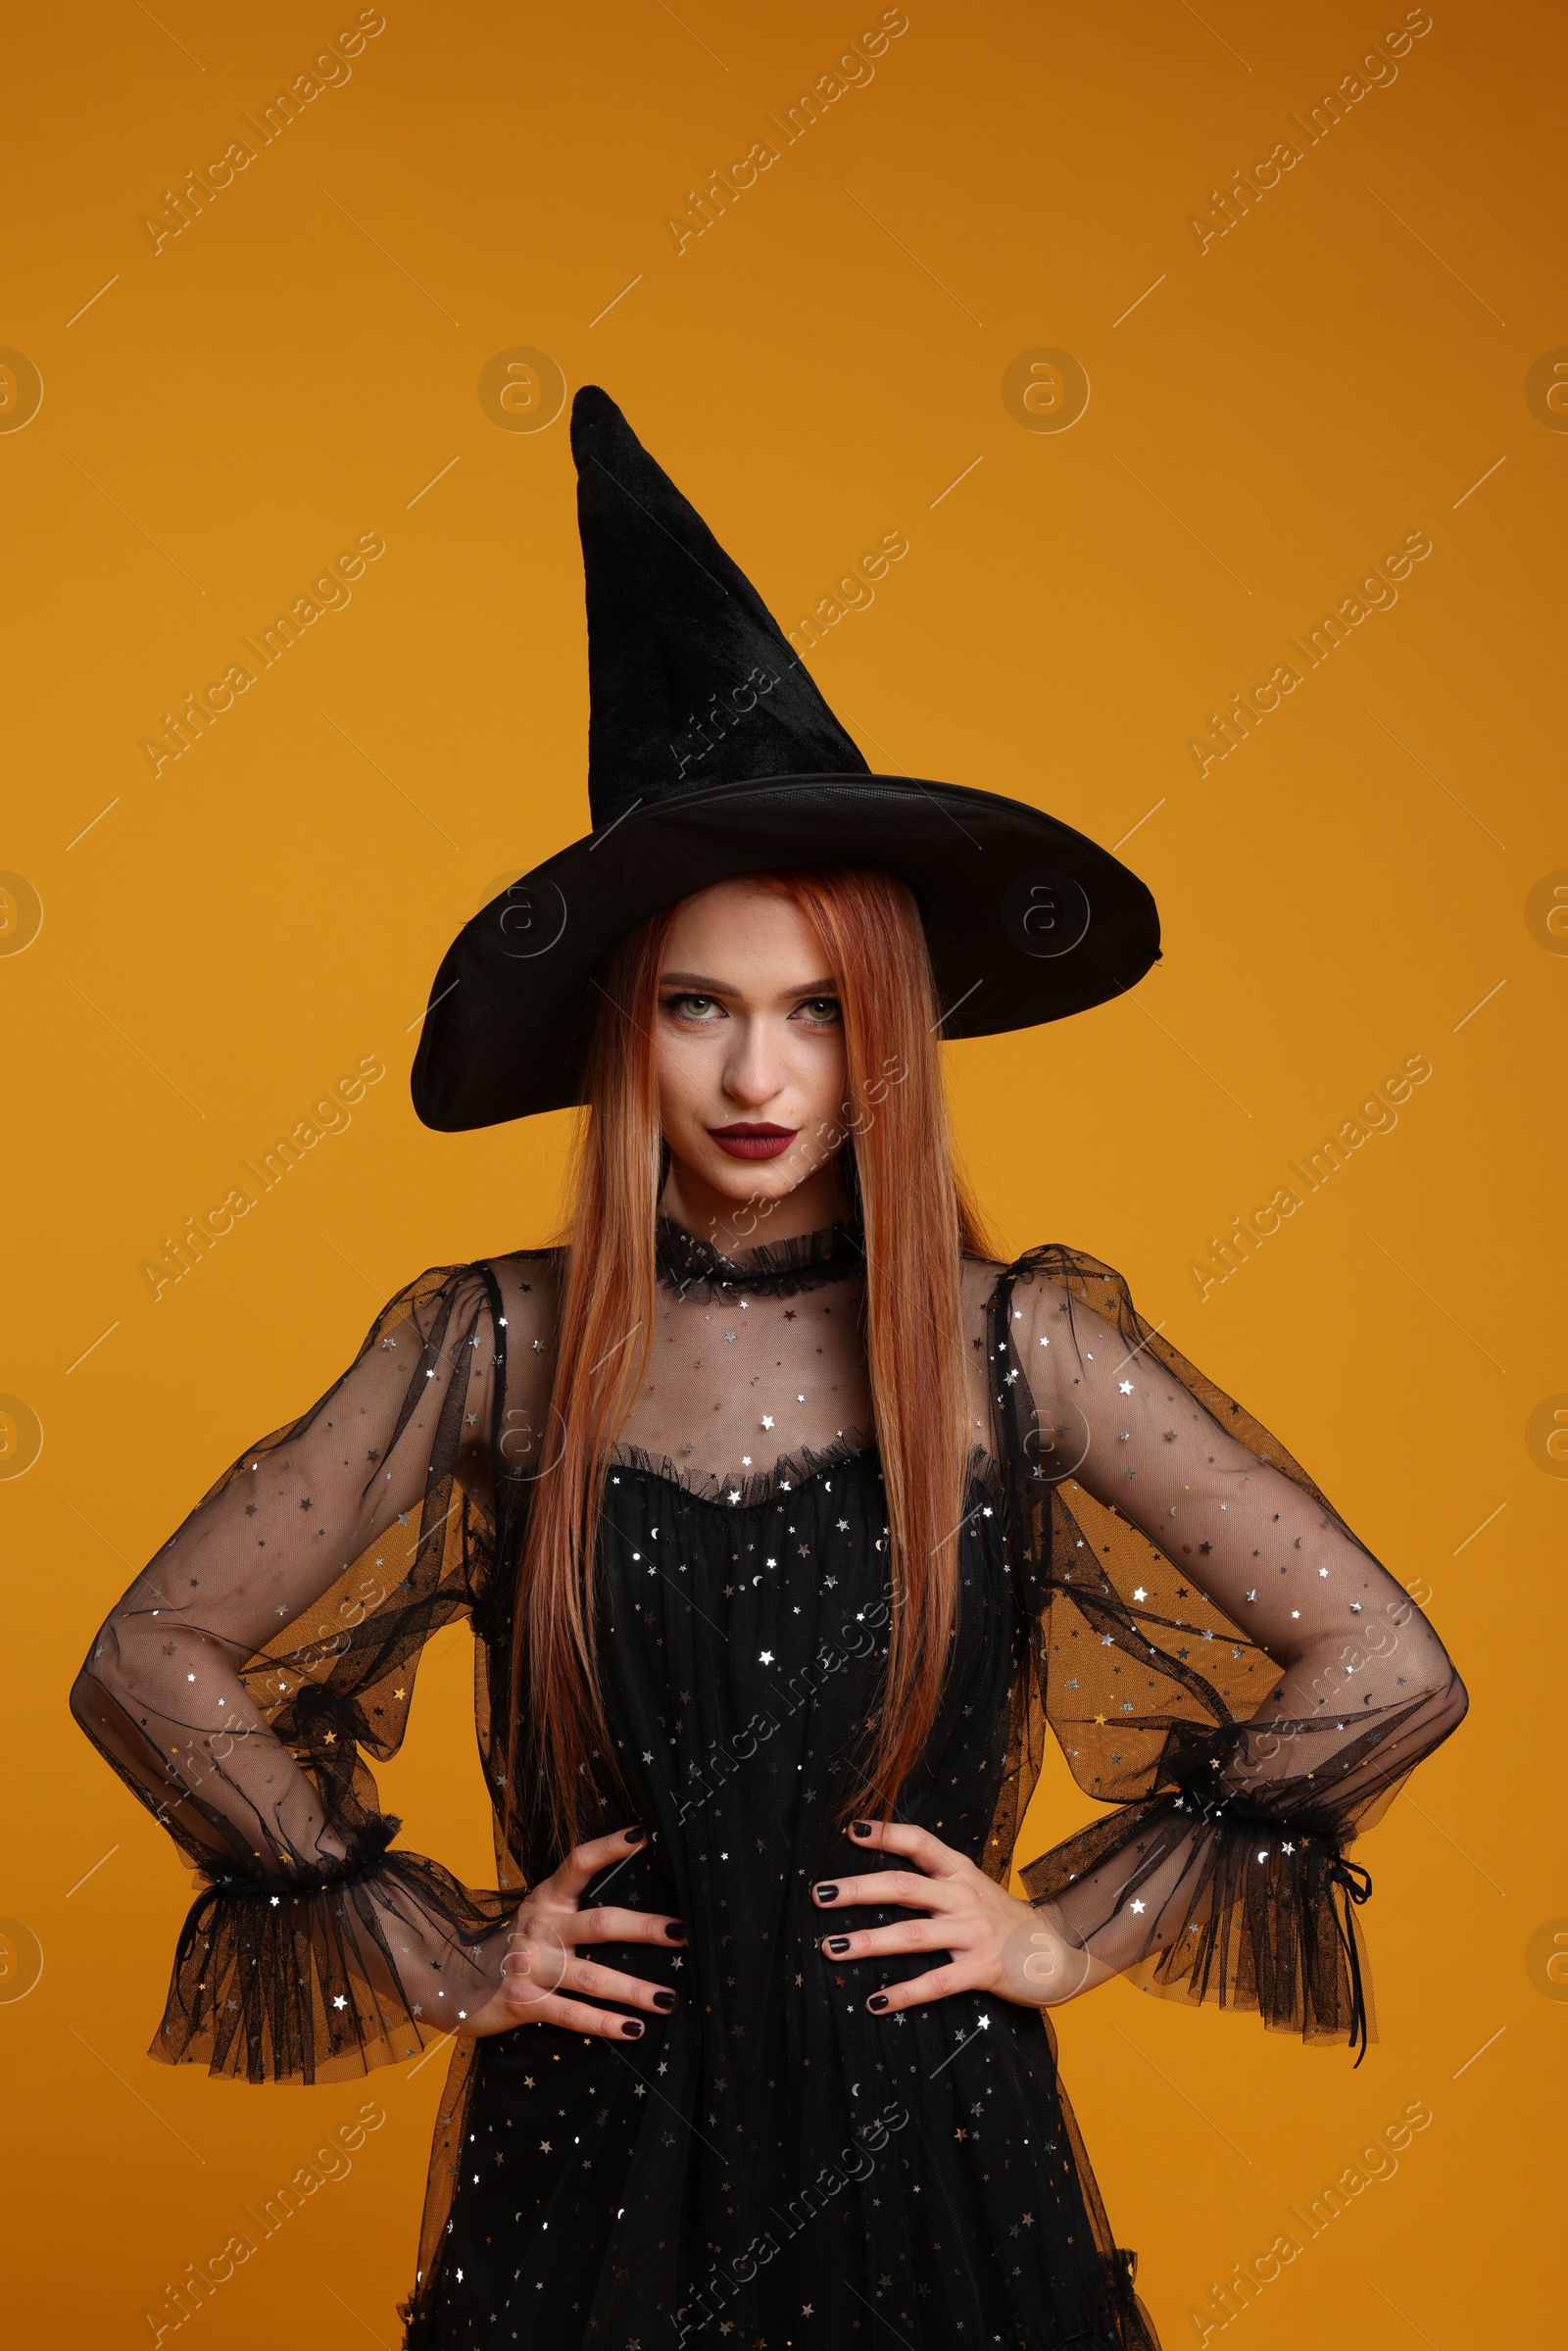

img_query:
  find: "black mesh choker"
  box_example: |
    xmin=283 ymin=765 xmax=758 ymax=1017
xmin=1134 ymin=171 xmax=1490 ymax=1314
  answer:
xmin=654 ymin=1216 xmax=865 ymax=1300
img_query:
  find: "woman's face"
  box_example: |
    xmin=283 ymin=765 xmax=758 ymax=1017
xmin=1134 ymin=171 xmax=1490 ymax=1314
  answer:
xmin=655 ymin=879 xmax=850 ymax=1239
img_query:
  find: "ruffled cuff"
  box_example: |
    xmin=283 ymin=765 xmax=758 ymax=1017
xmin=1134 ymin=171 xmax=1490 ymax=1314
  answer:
xmin=158 ymin=1818 xmax=514 ymax=2084
xmin=1020 ymin=1762 xmax=1375 ymax=2061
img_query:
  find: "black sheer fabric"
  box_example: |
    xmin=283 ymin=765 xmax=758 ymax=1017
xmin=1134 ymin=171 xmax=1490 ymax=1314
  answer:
xmin=72 ymin=1225 xmax=1465 ymax=2348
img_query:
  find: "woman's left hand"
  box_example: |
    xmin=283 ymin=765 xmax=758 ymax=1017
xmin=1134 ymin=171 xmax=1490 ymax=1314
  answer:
xmin=812 ymin=1820 xmax=1098 ymax=2016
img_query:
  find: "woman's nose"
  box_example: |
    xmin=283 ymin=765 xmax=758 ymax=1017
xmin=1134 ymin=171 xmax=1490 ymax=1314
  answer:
xmin=723 ymin=1024 xmax=785 ymax=1104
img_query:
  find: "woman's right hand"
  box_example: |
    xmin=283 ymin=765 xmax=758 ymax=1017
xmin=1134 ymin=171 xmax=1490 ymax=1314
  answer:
xmin=463 ymin=1824 xmax=685 ymax=2041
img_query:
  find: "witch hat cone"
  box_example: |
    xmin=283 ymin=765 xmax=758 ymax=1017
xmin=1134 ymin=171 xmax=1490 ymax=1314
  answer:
xmin=571 ymin=384 xmax=867 ymax=825
xmin=411 ymin=386 xmax=1159 ymax=1132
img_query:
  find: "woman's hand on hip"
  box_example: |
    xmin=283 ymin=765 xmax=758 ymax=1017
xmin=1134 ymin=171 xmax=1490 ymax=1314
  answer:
xmin=811 ymin=1819 xmax=1100 ymax=2017
xmin=464 ymin=1824 xmax=685 ymax=2041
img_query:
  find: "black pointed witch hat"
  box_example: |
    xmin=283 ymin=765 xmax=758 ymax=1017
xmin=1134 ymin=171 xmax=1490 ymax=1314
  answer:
xmin=411 ymin=386 xmax=1159 ymax=1130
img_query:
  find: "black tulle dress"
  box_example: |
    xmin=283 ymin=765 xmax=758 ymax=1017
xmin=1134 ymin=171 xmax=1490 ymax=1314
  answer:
xmin=72 ymin=1222 xmax=1466 ymax=2349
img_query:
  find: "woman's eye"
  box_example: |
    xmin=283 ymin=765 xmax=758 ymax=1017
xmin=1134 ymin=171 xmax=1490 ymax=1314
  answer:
xmin=795 ymin=997 xmax=842 ymax=1025
xmin=662 ymin=993 xmax=721 ymax=1020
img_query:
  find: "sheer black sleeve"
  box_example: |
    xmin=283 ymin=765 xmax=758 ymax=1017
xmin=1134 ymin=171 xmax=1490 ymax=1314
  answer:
xmin=70 ymin=1259 xmax=544 ymax=2083
xmin=988 ymin=1246 xmax=1467 ymax=2056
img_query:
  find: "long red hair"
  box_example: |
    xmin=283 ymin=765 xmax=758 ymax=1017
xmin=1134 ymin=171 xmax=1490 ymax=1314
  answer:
xmin=509 ymin=867 xmax=994 ymax=1860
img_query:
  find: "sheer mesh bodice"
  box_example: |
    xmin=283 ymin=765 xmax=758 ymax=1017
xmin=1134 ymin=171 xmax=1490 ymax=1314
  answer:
xmin=72 ymin=1223 xmax=1466 ymax=2349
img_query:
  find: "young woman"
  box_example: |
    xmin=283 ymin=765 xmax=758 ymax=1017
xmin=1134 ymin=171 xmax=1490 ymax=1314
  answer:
xmin=74 ymin=391 xmax=1466 ymax=2350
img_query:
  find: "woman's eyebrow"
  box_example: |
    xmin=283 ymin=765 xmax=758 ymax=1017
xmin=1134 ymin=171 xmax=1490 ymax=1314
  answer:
xmin=659 ymin=969 xmax=734 ymax=993
xmin=658 ymin=970 xmax=840 ymax=996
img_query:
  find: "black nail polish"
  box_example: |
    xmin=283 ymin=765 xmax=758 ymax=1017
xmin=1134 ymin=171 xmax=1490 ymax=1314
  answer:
xmin=851 ymin=1820 xmax=874 ymax=1838
xmin=867 ymin=1993 xmax=889 ymax=2013
xmin=814 ymin=1883 xmax=838 ymax=1902
xmin=653 ymin=1989 xmax=677 ymax=2012
xmin=825 ymin=1935 xmax=850 ymax=1955
xmin=664 ymin=1920 xmax=688 ymax=1942
xmin=623 ymin=1824 xmax=646 ymax=1843
xmin=623 ymin=2017 xmax=645 ymax=2037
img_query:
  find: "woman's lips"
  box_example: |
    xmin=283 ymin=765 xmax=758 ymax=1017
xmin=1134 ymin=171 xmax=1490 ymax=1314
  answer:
xmin=707 ymin=1124 xmax=799 ymax=1161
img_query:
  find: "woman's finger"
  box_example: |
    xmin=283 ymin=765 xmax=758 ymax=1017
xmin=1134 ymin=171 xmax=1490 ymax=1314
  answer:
xmin=861 ymin=1960 xmax=977 ymax=2015
xmin=545 ymin=1823 xmax=650 ymax=1898
xmin=847 ymin=1818 xmax=966 ymax=1874
xmin=568 ymin=1904 xmax=686 ymax=1947
xmin=521 ymin=1992 xmax=654 ymax=2040
xmin=818 ymin=1918 xmax=960 ymax=1962
xmin=560 ymin=1954 xmax=678 ymax=2013
xmin=811 ymin=1868 xmax=963 ymax=1912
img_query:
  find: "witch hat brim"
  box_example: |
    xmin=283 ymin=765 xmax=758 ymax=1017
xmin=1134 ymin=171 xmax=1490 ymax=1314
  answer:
xmin=411 ymin=389 xmax=1159 ymax=1132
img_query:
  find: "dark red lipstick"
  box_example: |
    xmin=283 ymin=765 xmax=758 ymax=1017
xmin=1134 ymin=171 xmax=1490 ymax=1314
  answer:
xmin=707 ymin=1123 xmax=799 ymax=1161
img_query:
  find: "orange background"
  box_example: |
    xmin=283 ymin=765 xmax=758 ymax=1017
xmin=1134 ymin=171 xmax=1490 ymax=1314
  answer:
xmin=2 ymin=1 xmax=1561 ymax=2342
